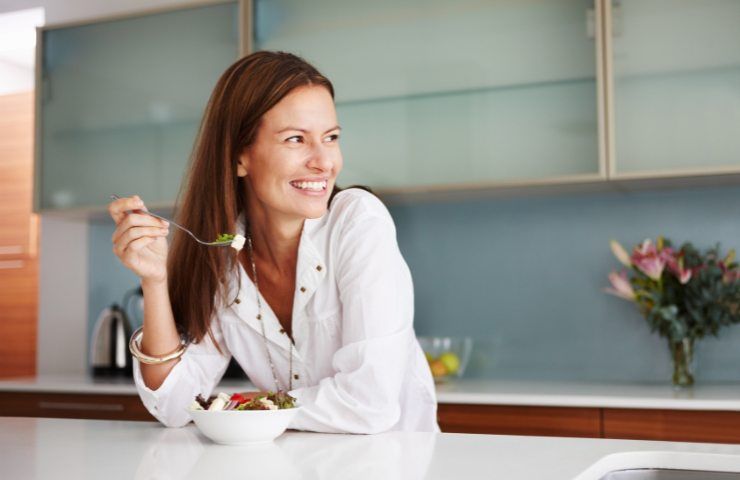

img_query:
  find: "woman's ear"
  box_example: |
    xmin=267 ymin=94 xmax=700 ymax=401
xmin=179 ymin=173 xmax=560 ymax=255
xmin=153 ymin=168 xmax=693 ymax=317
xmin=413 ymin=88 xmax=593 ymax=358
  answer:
xmin=236 ymin=151 xmax=249 ymax=177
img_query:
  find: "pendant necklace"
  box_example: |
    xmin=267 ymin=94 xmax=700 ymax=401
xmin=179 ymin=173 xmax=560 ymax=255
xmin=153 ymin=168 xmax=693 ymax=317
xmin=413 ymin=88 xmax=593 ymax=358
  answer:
xmin=245 ymin=231 xmax=293 ymax=392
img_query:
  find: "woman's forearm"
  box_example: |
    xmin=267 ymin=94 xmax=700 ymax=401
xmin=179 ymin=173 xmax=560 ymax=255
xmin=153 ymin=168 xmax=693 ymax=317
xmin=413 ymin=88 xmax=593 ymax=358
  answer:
xmin=139 ymin=277 xmax=182 ymax=391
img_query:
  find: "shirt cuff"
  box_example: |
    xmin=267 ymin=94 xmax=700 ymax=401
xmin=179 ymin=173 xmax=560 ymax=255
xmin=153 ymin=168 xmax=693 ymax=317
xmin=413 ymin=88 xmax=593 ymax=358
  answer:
xmin=133 ymin=356 xmax=187 ymax=419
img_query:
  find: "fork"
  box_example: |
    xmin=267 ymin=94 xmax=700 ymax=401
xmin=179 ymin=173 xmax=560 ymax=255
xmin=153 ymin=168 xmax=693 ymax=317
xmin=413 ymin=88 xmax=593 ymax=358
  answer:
xmin=110 ymin=194 xmax=233 ymax=247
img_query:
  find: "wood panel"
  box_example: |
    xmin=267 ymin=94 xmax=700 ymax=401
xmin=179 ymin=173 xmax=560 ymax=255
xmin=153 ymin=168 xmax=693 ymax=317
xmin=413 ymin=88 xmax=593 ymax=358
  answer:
xmin=438 ymin=403 xmax=602 ymax=438
xmin=0 ymin=91 xmax=38 ymax=379
xmin=0 ymin=258 xmax=38 ymax=377
xmin=603 ymin=408 xmax=740 ymax=444
xmin=0 ymin=91 xmax=35 ymax=258
xmin=0 ymin=392 xmax=156 ymax=422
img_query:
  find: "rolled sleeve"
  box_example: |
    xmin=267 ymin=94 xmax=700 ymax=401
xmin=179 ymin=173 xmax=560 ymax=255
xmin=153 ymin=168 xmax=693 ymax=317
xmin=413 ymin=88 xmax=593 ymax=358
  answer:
xmin=289 ymin=197 xmax=415 ymax=434
xmin=133 ymin=317 xmax=231 ymax=427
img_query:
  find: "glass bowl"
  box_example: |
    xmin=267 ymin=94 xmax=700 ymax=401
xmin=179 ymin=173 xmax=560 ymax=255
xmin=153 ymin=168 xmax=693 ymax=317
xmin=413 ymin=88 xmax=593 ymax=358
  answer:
xmin=417 ymin=336 xmax=472 ymax=382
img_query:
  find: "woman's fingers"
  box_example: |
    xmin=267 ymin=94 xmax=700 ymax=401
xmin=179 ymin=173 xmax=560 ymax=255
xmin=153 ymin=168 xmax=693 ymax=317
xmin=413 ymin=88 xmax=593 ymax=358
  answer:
xmin=108 ymin=195 xmax=145 ymax=224
xmin=112 ymin=215 xmax=168 ymax=245
xmin=113 ymin=226 xmax=169 ymax=254
xmin=123 ymin=236 xmax=156 ymax=256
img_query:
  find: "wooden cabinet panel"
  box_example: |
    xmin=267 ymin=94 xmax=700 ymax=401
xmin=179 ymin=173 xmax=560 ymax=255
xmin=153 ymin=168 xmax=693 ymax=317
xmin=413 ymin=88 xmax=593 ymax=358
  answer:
xmin=0 ymin=258 xmax=38 ymax=378
xmin=438 ymin=403 xmax=602 ymax=438
xmin=0 ymin=392 xmax=156 ymax=422
xmin=603 ymin=408 xmax=740 ymax=444
xmin=0 ymin=91 xmax=38 ymax=379
xmin=0 ymin=92 xmax=35 ymax=258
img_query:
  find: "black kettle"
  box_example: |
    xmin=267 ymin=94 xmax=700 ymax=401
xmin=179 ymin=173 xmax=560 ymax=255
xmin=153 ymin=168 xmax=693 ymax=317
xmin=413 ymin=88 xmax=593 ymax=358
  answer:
xmin=90 ymin=287 xmax=142 ymax=377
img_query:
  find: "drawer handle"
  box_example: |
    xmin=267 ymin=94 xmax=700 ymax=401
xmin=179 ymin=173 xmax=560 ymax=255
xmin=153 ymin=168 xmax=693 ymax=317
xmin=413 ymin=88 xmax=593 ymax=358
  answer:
xmin=38 ymin=401 xmax=125 ymax=412
xmin=0 ymin=260 xmax=24 ymax=269
xmin=0 ymin=245 xmax=23 ymax=256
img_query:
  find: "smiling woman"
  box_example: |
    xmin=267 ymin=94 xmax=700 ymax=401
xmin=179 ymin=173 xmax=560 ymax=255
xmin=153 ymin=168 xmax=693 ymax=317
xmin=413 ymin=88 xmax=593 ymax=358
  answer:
xmin=107 ymin=51 xmax=439 ymax=434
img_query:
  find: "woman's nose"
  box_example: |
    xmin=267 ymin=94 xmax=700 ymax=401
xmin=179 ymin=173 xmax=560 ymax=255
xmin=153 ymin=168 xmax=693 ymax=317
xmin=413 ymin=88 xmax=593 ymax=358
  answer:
xmin=306 ymin=144 xmax=335 ymax=172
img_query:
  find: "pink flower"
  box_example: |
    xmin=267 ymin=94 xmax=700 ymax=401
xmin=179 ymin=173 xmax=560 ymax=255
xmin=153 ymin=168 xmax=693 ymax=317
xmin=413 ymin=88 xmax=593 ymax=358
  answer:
xmin=662 ymin=247 xmax=692 ymax=284
xmin=604 ymin=271 xmax=635 ymax=300
xmin=631 ymin=239 xmax=665 ymax=281
xmin=610 ymin=240 xmax=632 ymax=267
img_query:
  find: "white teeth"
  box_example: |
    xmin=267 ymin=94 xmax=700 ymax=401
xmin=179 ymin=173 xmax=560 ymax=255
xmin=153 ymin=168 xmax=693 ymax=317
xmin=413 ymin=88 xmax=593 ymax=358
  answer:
xmin=292 ymin=181 xmax=326 ymax=191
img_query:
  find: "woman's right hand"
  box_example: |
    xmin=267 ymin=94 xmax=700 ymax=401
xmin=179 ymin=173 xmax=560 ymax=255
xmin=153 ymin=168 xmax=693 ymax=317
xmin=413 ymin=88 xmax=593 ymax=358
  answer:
xmin=109 ymin=195 xmax=170 ymax=283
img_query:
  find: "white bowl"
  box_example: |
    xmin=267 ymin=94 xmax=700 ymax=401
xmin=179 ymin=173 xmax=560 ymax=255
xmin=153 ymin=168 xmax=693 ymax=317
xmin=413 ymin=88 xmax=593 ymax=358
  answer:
xmin=189 ymin=407 xmax=301 ymax=446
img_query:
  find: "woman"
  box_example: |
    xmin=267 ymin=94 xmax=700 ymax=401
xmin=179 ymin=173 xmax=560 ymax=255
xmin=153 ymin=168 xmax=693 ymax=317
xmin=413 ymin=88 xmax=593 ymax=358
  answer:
xmin=108 ymin=51 xmax=438 ymax=433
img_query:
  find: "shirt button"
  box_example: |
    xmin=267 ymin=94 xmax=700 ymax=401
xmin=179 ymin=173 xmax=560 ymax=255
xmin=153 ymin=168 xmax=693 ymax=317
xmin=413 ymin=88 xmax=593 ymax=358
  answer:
xmin=300 ymin=286 xmax=306 ymax=293
xmin=234 ymin=298 xmax=241 ymax=304
xmin=280 ymin=328 xmax=286 ymax=334
xmin=316 ymin=265 xmax=322 ymax=271
xmin=293 ymin=374 xmax=299 ymax=380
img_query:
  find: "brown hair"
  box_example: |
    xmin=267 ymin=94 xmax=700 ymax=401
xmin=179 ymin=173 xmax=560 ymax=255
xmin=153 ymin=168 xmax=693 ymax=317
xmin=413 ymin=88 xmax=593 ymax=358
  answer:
xmin=167 ymin=51 xmax=335 ymax=353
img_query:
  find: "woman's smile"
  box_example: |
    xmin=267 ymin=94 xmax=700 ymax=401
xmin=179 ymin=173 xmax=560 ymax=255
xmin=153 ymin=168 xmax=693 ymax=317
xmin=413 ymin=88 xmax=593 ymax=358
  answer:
xmin=289 ymin=178 xmax=329 ymax=195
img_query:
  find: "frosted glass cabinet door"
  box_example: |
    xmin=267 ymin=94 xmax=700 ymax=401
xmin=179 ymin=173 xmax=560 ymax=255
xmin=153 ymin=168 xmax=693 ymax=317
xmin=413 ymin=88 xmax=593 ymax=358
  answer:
xmin=254 ymin=0 xmax=601 ymax=190
xmin=610 ymin=0 xmax=740 ymax=176
xmin=38 ymin=2 xmax=239 ymax=211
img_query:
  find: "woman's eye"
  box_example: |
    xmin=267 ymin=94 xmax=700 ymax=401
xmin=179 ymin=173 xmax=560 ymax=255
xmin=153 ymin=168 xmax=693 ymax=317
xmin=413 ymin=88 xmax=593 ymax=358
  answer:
xmin=324 ymin=134 xmax=340 ymax=142
xmin=285 ymin=136 xmax=303 ymax=143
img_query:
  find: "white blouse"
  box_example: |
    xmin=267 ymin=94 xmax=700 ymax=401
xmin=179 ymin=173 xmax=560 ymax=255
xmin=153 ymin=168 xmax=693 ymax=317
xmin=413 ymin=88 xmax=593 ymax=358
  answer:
xmin=133 ymin=188 xmax=439 ymax=433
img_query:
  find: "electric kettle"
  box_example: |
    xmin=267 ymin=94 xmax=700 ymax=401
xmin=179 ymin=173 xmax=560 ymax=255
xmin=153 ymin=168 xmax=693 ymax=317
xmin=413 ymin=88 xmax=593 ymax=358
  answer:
xmin=89 ymin=286 xmax=142 ymax=377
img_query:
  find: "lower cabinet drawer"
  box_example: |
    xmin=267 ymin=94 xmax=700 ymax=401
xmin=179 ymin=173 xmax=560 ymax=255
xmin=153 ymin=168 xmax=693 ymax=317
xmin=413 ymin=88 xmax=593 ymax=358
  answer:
xmin=438 ymin=403 xmax=602 ymax=438
xmin=602 ymin=408 xmax=740 ymax=444
xmin=0 ymin=392 xmax=156 ymax=422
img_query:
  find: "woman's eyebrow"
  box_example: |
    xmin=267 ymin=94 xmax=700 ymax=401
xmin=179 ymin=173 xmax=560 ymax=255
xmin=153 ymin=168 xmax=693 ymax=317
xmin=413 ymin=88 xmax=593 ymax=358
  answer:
xmin=275 ymin=125 xmax=342 ymax=135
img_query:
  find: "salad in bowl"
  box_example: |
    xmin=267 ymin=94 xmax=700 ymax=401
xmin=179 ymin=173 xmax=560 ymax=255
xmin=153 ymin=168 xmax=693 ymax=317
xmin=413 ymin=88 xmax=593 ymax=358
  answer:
xmin=189 ymin=391 xmax=300 ymax=445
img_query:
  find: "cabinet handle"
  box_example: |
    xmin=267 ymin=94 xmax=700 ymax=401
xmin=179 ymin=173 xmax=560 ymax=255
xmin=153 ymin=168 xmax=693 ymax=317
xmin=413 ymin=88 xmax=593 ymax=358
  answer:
xmin=0 ymin=260 xmax=24 ymax=269
xmin=0 ymin=245 xmax=24 ymax=256
xmin=38 ymin=401 xmax=125 ymax=412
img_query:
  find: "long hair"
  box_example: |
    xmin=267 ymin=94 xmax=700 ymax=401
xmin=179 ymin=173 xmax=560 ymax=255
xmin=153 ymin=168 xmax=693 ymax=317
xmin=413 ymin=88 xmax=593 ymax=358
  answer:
xmin=168 ymin=51 xmax=335 ymax=353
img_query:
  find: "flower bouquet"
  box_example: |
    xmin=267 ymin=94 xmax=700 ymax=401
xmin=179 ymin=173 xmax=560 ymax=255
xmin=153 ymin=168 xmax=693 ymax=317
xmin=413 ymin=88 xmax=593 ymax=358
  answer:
xmin=605 ymin=237 xmax=740 ymax=387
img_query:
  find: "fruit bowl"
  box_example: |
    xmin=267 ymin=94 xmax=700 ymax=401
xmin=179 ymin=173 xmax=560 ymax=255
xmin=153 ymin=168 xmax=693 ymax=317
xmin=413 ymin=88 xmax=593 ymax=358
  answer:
xmin=417 ymin=336 xmax=472 ymax=382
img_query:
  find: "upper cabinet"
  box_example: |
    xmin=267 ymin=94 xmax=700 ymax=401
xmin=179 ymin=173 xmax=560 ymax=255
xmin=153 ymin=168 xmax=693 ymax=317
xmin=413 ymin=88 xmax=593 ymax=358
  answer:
xmin=34 ymin=0 xmax=740 ymax=213
xmin=36 ymin=1 xmax=242 ymax=212
xmin=254 ymin=0 xmax=605 ymax=191
xmin=607 ymin=0 xmax=740 ymax=177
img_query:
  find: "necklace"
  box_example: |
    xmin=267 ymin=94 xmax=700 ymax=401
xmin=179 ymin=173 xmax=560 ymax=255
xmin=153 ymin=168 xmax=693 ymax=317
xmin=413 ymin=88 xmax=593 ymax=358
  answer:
xmin=245 ymin=231 xmax=293 ymax=392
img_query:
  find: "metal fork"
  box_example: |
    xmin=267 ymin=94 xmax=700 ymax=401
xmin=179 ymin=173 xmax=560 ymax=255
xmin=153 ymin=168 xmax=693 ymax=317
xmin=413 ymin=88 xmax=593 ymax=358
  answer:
xmin=110 ymin=194 xmax=233 ymax=247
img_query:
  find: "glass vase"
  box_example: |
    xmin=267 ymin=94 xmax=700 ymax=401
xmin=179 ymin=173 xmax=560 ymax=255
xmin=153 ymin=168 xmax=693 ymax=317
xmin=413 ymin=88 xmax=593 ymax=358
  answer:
xmin=669 ymin=337 xmax=695 ymax=388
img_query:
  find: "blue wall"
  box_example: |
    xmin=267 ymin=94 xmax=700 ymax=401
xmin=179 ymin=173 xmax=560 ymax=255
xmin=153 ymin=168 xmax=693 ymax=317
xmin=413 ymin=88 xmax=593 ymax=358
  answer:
xmin=89 ymin=185 xmax=740 ymax=383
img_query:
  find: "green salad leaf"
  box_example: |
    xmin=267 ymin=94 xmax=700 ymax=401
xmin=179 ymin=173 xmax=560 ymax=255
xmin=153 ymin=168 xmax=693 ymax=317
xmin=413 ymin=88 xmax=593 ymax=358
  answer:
xmin=234 ymin=391 xmax=297 ymax=410
xmin=216 ymin=233 xmax=235 ymax=243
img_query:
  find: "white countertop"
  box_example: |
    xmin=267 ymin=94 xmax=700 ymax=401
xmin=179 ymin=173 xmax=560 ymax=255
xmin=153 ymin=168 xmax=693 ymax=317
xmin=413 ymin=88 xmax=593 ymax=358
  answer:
xmin=435 ymin=379 xmax=740 ymax=410
xmin=3 ymin=375 xmax=740 ymax=410
xmin=2 ymin=417 xmax=740 ymax=479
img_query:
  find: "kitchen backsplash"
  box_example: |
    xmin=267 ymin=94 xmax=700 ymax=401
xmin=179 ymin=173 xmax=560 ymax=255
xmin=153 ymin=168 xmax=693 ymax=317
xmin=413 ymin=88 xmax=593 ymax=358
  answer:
xmin=88 ymin=184 xmax=740 ymax=382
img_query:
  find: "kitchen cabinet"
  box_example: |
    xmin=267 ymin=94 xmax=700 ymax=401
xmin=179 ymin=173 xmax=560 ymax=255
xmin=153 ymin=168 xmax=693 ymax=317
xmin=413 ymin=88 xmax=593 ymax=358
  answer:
xmin=36 ymin=1 xmax=243 ymax=212
xmin=254 ymin=0 xmax=606 ymax=191
xmin=0 ymin=391 xmax=154 ymax=421
xmin=33 ymin=1 xmax=740 ymax=213
xmin=606 ymin=0 xmax=740 ymax=178
xmin=437 ymin=403 xmax=602 ymax=438
xmin=0 ymin=92 xmax=37 ymax=258
xmin=4 ymin=389 xmax=740 ymax=444
xmin=438 ymin=403 xmax=740 ymax=444
xmin=602 ymin=408 xmax=740 ymax=444
xmin=0 ymin=92 xmax=38 ymax=378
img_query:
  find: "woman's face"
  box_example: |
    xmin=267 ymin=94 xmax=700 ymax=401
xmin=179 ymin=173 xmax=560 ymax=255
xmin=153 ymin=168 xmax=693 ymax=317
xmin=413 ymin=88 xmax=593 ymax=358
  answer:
xmin=238 ymin=85 xmax=343 ymax=223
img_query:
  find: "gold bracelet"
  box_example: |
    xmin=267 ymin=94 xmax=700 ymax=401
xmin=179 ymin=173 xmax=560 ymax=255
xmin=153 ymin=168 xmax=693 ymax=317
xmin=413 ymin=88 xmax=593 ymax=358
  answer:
xmin=129 ymin=326 xmax=189 ymax=365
